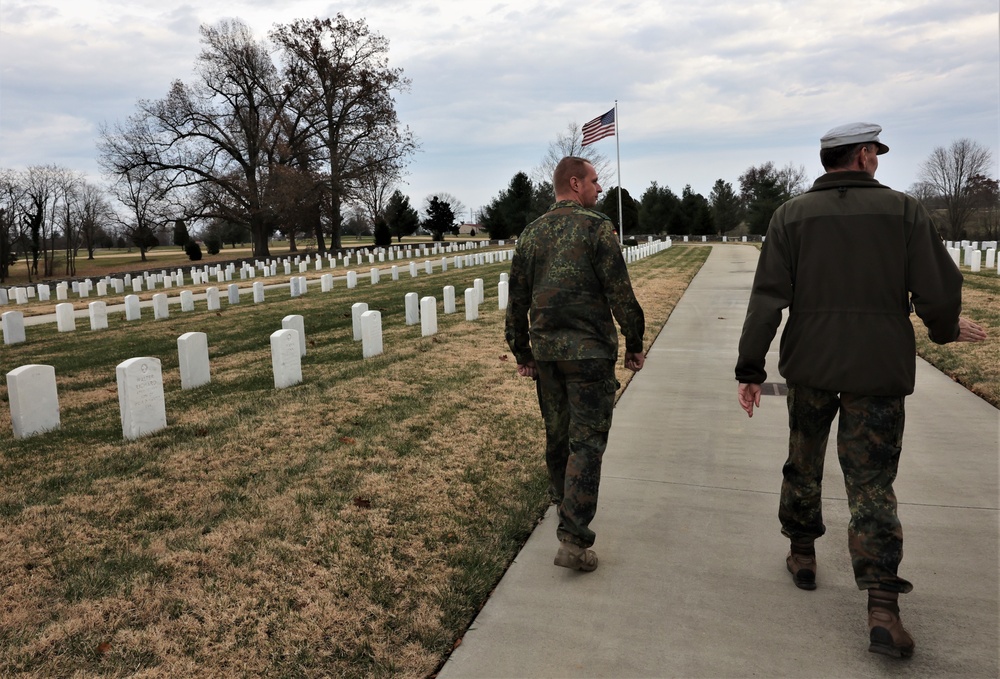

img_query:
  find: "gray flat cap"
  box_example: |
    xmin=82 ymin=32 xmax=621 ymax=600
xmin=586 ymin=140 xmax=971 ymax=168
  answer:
xmin=820 ymin=122 xmax=889 ymax=154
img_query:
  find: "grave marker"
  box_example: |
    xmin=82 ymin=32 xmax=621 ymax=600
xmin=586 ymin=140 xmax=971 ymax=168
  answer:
xmin=206 ymin=287 xmax=221 ymax=311
xmin=270 ymin=329 xmax=302 ymax=388
xmin=56 ymin=303 xmax=76 ymax=332
xmin=420 ymin=297 xmax=438 ymax=336
xmin=361 ymin=310 xmax=383 ymax=358
xmin=352 ymin=302 xmax=369 ymax=340
xmin=89 ymin=301 xmax=108 ymax=330
xmin=2 ymin=310 xmax=26 ymax=345
xmin=443 ymin=286 xmax=456 ymax=314
xmin=177 ymin=332 xmax=211 ymax=389
xmin=153 ymin=293 xmax=169 ymax=320
xmin=405 ymin=292 xmax=419 ymax=325
xmin=7 ymin=364 xmax=60 ymax=438
xmin=125 ymin=294 xmax=141 ymax=321
xmin=116 ymin=357 xmax=167 ymax=440
xmin=282 ymin=314 xmax=307 ymax=357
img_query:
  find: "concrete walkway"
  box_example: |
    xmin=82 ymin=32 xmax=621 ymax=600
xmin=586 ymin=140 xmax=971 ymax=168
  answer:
xmin=439 ymin=245 xmax=999 ymax=678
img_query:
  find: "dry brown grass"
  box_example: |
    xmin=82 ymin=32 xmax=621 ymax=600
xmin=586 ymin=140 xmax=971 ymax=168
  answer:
xmin=912 ymin=270 xmax=1000 ymax=407
xmin=0 ymin=245 xmax=709 ymax=677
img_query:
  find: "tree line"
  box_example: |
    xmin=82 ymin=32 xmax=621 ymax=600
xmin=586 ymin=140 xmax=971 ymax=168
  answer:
xmin=475 ymin=134 xmax=997 ymax=244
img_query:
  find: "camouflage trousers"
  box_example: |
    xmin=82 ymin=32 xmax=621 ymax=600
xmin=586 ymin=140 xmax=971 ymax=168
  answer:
xmin=535 ymin=358 xmax=619 ymax=549
xmin=780 ymin=384 xmax=913 ymax=593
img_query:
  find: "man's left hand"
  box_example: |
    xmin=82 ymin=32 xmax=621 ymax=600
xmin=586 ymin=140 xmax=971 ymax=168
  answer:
xmin=516 ymin=360 xmax=537 ymax=378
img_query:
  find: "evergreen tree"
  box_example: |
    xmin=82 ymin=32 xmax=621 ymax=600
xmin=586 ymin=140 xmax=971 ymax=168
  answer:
xmin=480 ymin=172 xmax=537 ymax=239
xmin=384 ymin=190 xmax=420 ymax=242
xmin=172 ymin=219 xmax=190 ymax=248
xmin=598 ymin=187 xmax=640 ymax=236
xmin=422 ymin=196 xmax=455 ymax=241
xmin=638 ymin=181 xmax=680 ymax=234
xmin=373 ymin=216 xmax=392 ymax=247
xmin=709 ymin=179 xmax=743 ymax=235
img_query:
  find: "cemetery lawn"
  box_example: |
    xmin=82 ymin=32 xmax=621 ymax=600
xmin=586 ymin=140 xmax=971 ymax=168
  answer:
xmin=0 ymin=245 xmax=710 ymax=677
xmin=912 ymin=268 xmax=1000 ymax=407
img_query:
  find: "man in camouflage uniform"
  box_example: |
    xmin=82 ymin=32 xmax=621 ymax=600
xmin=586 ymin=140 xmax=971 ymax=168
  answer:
xmin=735 ymin=123 xmax=987 ymax=658
xmin=505 ymin=156 xmax=645 ymax=573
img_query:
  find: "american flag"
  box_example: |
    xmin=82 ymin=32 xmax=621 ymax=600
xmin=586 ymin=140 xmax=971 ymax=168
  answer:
xmin=582 ymin=108 xmax=615 ymax=146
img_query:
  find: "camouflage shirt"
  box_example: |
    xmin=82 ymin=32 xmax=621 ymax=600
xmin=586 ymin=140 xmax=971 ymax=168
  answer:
xmin=505 ymin=200 xmax=645 ymax=363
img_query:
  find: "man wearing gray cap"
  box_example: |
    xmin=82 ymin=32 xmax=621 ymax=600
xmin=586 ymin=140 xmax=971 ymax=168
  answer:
xmin=734 ymin=122 xmax=987 ymax=658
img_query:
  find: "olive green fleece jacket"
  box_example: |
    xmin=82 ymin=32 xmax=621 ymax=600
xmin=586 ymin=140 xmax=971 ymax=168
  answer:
xmin=736 ymin=171 xmax=963 ymax=396
xmin=505 ymin=200 xmax=645 ymax=364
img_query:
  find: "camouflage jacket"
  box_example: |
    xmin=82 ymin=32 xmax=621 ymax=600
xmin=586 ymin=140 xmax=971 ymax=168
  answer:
xmin=505 ymin=200 xmax=645 ymax=363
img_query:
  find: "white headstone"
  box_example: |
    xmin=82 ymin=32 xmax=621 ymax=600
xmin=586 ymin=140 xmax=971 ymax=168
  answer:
xmin=409 ymin=262 xmax=418 ymax=278
xmin=405 ymin=292 xmax=419 ymax=325
xmin=290 ymin=277 xmax=301 ymax=297
xmin=177 ymin=331 xmax=211 ymax=390
xmin=15 ymin=287 xmax=28 ymax=304
xmin=89 ymin=301 xmax=108 ymax=331
xmin=443 ymin=286 xmax=456 ymax=314
xmin=465 ymin=288 xmax=479 ymax=321
xmin=116 ymin=357 xmax=167 ymax=440
xmin=7 ymin=364 xmax=60 ymax=438
xmin=253 ymin=281 xmax=265 ymax=303
xmin=228 ymin=284 xmax=240 ymax=305
xmin=0 ymin=288 xmax=7 ymax=305
xmin=132 ymin=278 xmax=143 ymax=293
xmin=206 ymin=286 xmax=221 ymax=311
xmin=361 ymin=310 xmax=383 ymax=358
xmin=2 ymin=310 xmax=26 ymax=345
xmin=56 ymin=303 xmax=76 ymax=332
xmin=474 ymin=278 xmax=484 ymax=304
xmin=270 ymin=329 xmax=302 ymax=389
xmin=420 ymin=296 xmax=438 ymax=336
xmin=347 ymin=270 xmax=358 ymax=289
xmin=153 ymin=293 xmax=169 ymax=320
xmin=125 ymin=294 xmax=141 ymax=321
xmin=391 ymin=265 xmax=399 ymax=281
xmin=370 ymin=267 xmax=380 ymax=284
xmin=498 ymin=281 xmax=509 ymax=310
xmin=37 ymin=283 xmax=50 ymax=301
xmin=971 ymin=250 xmax=982 ymax=273
xmin=352 ymin=302 xmax=369 ymax=341
xmin=96 ymin=281 xmax=108 ymax=296
xmin=321 ymin=274 xmax=333 ymax=292
xmin=282 ymin=314 xmax=307 ymax=357
xmin=180 ymin=290 xmax=194 ymax=312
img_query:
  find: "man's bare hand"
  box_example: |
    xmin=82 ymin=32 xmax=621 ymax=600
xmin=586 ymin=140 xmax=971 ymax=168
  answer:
xmin=516 ymin=360 xmax=537 ymax=378
xmin=956 ymin=316 xmax=988 ymax=343
xmin=738 ymin=383 xmax=762 ymax=418
xmin=625 ymin=351 xmax=645 ymax=372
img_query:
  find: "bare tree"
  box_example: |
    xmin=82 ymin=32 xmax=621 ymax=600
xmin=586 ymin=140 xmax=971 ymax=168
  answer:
xmin=918 ymin=138 xmax=995 ymax=240
xmin=99 ymin=19 xmax=292 ymax=258
xmin=533 ymin=122 xmax=612 ymax=186
xmin=271 ymin=15 xmax=418 ymax=252
xmin=106 ymin=167 xmax=174 ymax=262
xmin=78 ymin=181 xmax=114 ymax=260
xmin=0 ymin=169 xmax=27 ymax=282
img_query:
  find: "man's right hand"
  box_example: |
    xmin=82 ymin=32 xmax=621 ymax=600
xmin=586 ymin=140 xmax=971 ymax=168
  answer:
xmin=625 ymin=351 xmax=645 ymax=372
xmin=516 ymin=360 xmax=537 ymax=378
xmin=956 ymin=316 xmax=987 ymax=342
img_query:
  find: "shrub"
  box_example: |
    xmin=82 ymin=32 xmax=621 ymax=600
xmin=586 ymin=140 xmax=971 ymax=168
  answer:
xmin=205 ymin=236 xmax=222 ymax=255
xmin=185 ymin=240 xmax=203 ymax=261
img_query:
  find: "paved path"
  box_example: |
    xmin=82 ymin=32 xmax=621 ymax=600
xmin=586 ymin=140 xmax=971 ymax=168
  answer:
xmin=439 ymin=244 xmax=999 ymax=678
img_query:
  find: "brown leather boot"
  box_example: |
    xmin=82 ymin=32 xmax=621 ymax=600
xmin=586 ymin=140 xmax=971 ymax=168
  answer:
xmin=554 ymin=540 xmax=598 ymax=572
xmin=785 ymin=544 xmax=816 ymax=590
xmin=868 ymin=590 xmax=915 ymax=658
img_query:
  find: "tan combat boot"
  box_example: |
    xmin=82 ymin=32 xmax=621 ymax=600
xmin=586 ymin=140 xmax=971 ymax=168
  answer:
xmin=554 ymin=540 xmax=598 ymax=572
xmin=785 ymin=543 xmax=817 ymax=590
xmin=868 ymin=589 xmax=915 ymax=658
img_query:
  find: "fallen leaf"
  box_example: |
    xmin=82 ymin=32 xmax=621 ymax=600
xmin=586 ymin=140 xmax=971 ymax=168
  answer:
xmin=338 ymin=436 xmax=356 ymax=444
xmin=498 ymin=355 xmax=508 ymax=362
xmin=96 ymin=642 xmax=111 ymax=656
xmin=353 ymin=497 xmax=371 ymax=509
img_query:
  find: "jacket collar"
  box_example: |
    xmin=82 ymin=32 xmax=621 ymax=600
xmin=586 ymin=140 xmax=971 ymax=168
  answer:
xmin=808 ymin=171 xmax=888 ymax=193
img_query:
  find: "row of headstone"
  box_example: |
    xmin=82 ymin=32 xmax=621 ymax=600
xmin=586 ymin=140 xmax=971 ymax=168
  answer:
xmin=947 ymin=247 xmax=999 ymax=274
xmin=0 ymin=241 xmax=501 ymax=306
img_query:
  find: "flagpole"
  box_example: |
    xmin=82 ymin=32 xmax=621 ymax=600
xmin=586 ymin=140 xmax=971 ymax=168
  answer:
xmin=614 ymin=100 xmax=623 ymax=246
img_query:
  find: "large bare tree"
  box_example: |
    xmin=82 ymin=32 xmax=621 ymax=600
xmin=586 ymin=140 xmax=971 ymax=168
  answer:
xmin=917 ymin=138 xmax=994 ymax=240
xmin=271 ymin=15 xmax=417 ymax=251
xmin=99 ymin=19 xmax=293 ymax=258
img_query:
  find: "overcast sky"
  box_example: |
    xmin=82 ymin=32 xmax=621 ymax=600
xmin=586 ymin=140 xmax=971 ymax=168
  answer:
xmin=1 ymin=0 xmax=997 ymax=220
